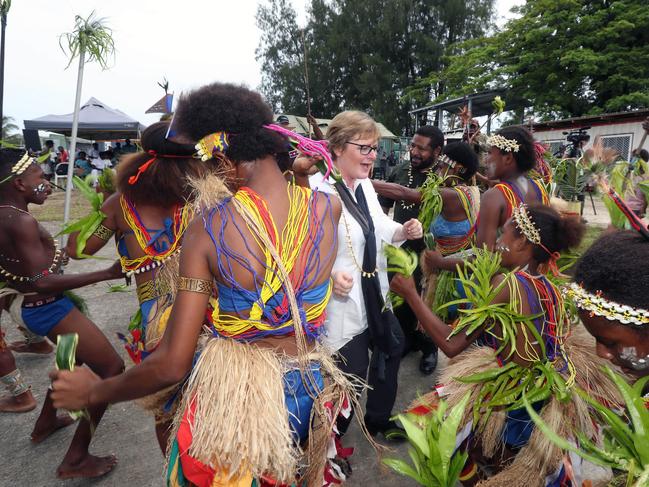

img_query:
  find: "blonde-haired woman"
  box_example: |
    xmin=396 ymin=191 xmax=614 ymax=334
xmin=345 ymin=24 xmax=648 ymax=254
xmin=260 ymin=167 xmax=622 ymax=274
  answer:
xmin=298 ymin=110 xmax=423 ymax=440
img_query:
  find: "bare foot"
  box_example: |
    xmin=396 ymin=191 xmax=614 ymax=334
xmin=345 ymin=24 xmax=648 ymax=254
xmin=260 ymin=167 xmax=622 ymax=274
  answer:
xmin=30 ymin=415 xmax=76 ymax=443
xmin=9 ymin=340 xmax=53 ymax=354
xmin=0 ymin=392 xmax=37 ymax=413
xmin=56 ymin=454 xmax=117 ymax=480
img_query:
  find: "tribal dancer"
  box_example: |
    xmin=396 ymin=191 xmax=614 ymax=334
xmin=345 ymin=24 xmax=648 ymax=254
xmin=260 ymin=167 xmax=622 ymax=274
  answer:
xmin=425 ymin=126 xmax=550 ymax=274
xmin=0 ymin=148 xmax=124 ymax=479
xmin=372 ymin=141 xmax=480 ymax=254
xmin=65 ymin=121 xmax=228 ymax=452
xmin=390 ymin=204 xmax=619 ymax=486
xmin=51 ymin=83 xmax=361 ymax=486
xmin=372 ymin=142 xmax=480 ymax=320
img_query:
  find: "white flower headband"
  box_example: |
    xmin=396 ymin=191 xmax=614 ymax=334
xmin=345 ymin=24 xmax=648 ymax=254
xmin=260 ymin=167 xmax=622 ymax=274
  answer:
xmin=565 ymin=282 xmax=649 ymax=327
xmin=488 ymin=134 xmax=520 ymax=153
xmin=0 ymin=152 xmax=35 ymax=185
xmin=512 ymin=204 xmax=541 ymax=245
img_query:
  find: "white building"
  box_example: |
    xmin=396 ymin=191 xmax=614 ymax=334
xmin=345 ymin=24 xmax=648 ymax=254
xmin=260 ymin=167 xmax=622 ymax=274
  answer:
xmin=532 ymin=109 xmax=649 ymax=161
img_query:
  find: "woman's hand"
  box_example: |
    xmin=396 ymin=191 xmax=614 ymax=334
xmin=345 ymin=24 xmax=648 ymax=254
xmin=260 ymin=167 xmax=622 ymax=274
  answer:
xmin=389 ymin=273 xmax=417 ymax=300
xmin=49 ymin=367 xmax=101 ymax=410
xmin=332 ymin=270 xmax=354 ymax=298
xmin=403 ymin=218 xmax=423 ymax=240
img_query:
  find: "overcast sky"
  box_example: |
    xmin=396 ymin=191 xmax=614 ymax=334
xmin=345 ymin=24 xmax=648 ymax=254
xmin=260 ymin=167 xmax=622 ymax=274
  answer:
xmin=4 ymin=0 xmax=520 ymax=132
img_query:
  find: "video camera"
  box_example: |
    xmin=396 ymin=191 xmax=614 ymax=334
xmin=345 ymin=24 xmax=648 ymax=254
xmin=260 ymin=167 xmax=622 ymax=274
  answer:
xmin=562 ymin=126 xmax=591 ymax=158
xmin=563 ymin=126 xmax=591 ymax=146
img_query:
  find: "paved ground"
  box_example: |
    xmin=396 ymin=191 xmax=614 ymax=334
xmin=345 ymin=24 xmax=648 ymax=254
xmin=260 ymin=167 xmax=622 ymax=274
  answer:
xmin=1 ymin=220 xmax=433 ymax=487
xmin=1 ymin=197 xmax=611 ymax=487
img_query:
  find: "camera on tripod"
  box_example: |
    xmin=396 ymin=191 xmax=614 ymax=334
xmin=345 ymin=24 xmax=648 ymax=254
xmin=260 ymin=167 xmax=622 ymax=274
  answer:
xmin=562 ymin=126 xmax=591 ymax=158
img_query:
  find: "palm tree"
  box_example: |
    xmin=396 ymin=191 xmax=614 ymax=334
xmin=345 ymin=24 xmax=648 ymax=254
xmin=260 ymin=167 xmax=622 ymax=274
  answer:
xmin=2 ymin=115 xmax=22 ymax=145
xmin=59 ymin=11 xmax=115 ymax=230
xmin=2 ymin=115 xmax=18 ymax=137
xmin=0 ymin=0 xmax=11 ymax=130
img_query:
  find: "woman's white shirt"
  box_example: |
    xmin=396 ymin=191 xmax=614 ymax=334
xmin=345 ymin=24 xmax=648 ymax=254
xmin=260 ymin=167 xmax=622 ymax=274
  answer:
xmin=309 ymin=173 xmax=404 ymax=351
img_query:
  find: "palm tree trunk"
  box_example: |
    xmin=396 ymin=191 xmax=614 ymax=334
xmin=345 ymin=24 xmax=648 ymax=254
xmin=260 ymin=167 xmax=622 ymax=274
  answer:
xmin=61 ymin=49 xmax=85 ymax=244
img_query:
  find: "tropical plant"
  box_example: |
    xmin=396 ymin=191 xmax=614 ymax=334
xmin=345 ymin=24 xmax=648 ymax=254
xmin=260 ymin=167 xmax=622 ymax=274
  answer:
xmin=59 ymin=12 xmax=115 ymax=70
xmin=2 ymin=115 xmax=17 ymax=136
xmin=435 ymin=0 xmax=649 ymax=119
xmin=0 ymin=115 xmax=22 ymax=146
xmin=58 ymin=11 xmax=115 ymax=233
xmin=602 ymin=163 xmax=637 ymax=229
xmin=256 ymin=0 xmax=495 ymax=132
xmin=552 ymin=158 xmax=590 ymax=202
xmin=0 ymin=2 xmax=10 ymax=22
xmin=97 ymin=167 xmax=116 ymax=194
xmin=57 ymin=175 xmax=107 ymax=258
xmin=384 ymin=243 xmax=417 ymax=309
xmin=383 ymin=393 xmax=471 ymax=487
xmin=55 ymin=333 xmax=90 ymax=421
xmin=525 ymin=367 xmax=649 ymax=487
xmin=418 ymin=173 xmax=446 ymax=232
xmin=442 ymin=247 xmax=543 ymax=361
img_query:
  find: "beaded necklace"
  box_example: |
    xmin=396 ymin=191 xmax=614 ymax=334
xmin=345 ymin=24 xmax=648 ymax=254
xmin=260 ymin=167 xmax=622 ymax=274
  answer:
xmin=333 ymin=184 xmax=378 ymax=278
xmin=494 ymin=177 xmax=550 ymax=219
xmin=399 ymin=163 xmax=434 ymax=211
xmin=399 ymin=165 xmax=417 ymax=210
xmin=0 ymin=204 xmax=30 ymax=216
xmin=206 ymin=185 xmax=334 ymax=341
xmin=511 ymin=270 xmax=568 ymax=365
xmin=119 ymin=195 xmax=191 ymax=275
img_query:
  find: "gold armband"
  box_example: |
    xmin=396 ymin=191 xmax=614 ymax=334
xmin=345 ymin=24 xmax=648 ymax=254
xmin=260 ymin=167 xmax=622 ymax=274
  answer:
xmin=92 ymin=223 xmax=115 ymax=242
xmin=178 ymin=276 xmax=213 ymax=295
xmin=136 ymin=279 xmax=172 ymax=303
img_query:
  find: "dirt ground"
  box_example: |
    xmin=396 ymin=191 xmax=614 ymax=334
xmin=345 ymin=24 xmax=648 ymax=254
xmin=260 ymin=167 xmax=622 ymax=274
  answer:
xmin=0 ymin=192 xmax=610 ymax=486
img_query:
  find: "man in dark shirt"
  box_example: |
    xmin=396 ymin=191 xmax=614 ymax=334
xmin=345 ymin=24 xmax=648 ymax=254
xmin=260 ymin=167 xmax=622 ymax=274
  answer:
xmin=378 ymin=125 xmax=444 ymax=375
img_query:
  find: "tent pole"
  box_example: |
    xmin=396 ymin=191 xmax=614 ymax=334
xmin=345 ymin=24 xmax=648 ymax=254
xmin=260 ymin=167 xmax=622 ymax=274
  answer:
xmin=61 ymin=50 xmax=85 ymax=246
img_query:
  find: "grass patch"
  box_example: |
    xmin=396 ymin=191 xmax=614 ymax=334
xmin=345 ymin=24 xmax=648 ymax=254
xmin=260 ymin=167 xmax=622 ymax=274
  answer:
xmin=577 ymin=225 xmax=603 ymax=255
xmin=29 ymin=190 xmax=92 ymax=225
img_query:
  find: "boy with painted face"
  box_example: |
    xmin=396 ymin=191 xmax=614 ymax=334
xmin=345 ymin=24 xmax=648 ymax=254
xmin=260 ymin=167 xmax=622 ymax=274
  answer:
xmin=0 ymin=148 xmax=125 ymax=479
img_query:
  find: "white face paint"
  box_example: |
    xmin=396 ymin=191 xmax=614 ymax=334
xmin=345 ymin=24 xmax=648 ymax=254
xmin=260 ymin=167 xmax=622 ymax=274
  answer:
xmin=34 ymin=182 xmax=46 ymax=194
xmin=619 ymin=347 xmax=649 ymax=371
xmin=496 ymin=243 xmax=510 ymax=253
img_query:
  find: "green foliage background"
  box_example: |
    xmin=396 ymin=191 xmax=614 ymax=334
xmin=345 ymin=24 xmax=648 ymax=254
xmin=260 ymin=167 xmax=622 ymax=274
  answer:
xmin=434 ymin=0 xmax=649 ymax=119
xmin=257 ymin=0 xmax=649 ymax=133
xmin=256 ymin=0 xmax=495 ymax=133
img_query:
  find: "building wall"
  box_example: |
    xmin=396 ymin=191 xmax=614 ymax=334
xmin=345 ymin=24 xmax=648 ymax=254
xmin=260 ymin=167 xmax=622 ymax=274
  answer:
xmin=533 ymin=120 xmax=646 ymax=160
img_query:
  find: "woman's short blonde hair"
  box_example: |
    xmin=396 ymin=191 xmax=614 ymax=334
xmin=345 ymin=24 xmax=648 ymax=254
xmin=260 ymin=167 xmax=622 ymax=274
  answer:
xmin=326 ymin=110 xmax=380 ymax=158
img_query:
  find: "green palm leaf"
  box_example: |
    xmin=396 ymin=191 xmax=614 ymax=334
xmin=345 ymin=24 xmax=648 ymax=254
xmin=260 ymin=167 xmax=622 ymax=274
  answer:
xmin=59 ymin=11 xmax=115 ymax=70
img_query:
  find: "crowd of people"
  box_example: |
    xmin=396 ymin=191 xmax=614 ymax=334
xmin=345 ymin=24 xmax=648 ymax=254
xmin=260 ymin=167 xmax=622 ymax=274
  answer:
xmin=0 ymin=81 xmax=648 ymax=486
xmin=36 ymin=139 xmax=137 ymax=181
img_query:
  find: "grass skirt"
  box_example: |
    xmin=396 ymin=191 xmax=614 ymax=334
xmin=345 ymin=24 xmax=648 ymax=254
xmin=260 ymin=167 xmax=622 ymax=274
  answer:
xmin=409 ymin=326 xmax=620 ymax=486
xmin=166 ymin=337 xmax=359 ymax=486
